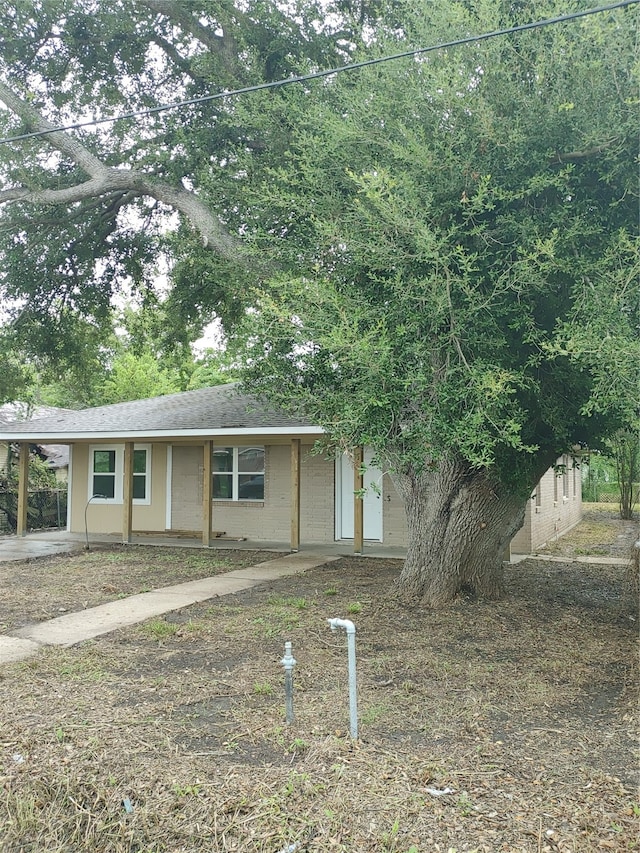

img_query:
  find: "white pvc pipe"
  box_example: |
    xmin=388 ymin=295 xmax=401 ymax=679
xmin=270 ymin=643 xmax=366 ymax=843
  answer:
xmin=328 ymin=618 xmax=358 ymax=739
xmin=280 ymin=641 xmax=296 ymax=724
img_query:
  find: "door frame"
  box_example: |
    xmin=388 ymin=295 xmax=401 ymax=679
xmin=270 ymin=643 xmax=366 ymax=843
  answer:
xmin=335 ymin=449 xmax=383 ymax=541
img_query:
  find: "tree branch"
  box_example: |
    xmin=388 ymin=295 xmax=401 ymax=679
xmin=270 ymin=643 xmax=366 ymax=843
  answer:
xmin=550 ymin=141 xmax=616 ymax=164
xmin=0 ymin=174 xmax=134 ymax=206
xmin=0 ymin=79 xmax=253 ymax=265
xmin=0 ymin=79 xmax=106 ymax=177
xmin=139 ymin=0 xmax=242 ymax=77
xmin=151 ymin=33 xmax=201 ymax=81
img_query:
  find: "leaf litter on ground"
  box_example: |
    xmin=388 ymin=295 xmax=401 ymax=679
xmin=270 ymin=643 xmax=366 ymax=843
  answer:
xmin=0 ymin=507 xmax=638 ymax=851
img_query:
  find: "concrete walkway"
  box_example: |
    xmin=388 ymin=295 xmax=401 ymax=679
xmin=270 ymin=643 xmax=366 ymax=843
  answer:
xmin=1 ymin=529 xmax=632 ymax=667
xmin=0 ymin=551 xmax=338 ymax=666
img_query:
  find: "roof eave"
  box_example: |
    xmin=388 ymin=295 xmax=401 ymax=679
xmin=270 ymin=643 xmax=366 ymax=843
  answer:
xmin=0 ymin=425 xmax=325 ymax=442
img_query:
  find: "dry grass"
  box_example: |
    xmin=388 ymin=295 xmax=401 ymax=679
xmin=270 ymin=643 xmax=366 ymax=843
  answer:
xmin=0 ymin=548 xmax=277 ymax=632
xmin=1 ymin=510 xmax=638 ymax=852
xmin=535 ymin=505 xmax=638 ymax=559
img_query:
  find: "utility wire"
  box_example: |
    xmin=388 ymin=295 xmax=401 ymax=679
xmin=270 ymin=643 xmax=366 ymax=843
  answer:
xmin=0 ymin=0 xmax=637 ymax=146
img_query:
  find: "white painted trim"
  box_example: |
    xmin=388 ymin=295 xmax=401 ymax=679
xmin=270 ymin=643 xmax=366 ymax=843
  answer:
xmin=137 ymin=444 xmax=152 ymax=506
xmin=66 ymin=445 xmax=73 ymax=532
xmin=212 ymin=445 xmax=265 ymax=501
xmin=0 ymin=426 xmax=325 ymax=442
xmin=334 ymin=455 xmax=342 ymax=541
xmin=88 ymin=443 xmax=152 ymax=505
xmin=88 ymin=444 xmax=121 ymax=504
xmin=165 ymin=444 xmax=173 ymax=530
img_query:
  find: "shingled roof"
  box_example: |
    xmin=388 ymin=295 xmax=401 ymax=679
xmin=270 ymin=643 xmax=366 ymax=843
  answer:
xmin=0 ymin=384 xmax=320 ymax=442
xmin=0 ymin=402 xmax=71 ymax=426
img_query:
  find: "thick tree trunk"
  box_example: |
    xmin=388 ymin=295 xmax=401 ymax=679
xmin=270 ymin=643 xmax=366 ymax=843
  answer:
xmin=392 ymin=458 xmax=528 ymax=608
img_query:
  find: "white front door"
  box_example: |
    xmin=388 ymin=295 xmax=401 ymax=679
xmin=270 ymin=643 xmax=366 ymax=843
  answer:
xmin=336 ymin=449 xmax=383 ymax=541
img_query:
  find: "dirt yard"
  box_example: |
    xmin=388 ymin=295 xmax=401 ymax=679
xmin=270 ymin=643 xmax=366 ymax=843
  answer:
xmin=1 ymin=508 xmax=638 ymax=852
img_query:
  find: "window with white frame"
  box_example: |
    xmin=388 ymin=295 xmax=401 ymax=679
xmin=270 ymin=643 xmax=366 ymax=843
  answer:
xmin=92 ymin=448 xmax=117 ymax=500
xmin=89 ymin=445 xmax=151 ymax=504
xmin=534 ymin=480 xmax=542 ymax=512
xmin=212 ymin=446 xmax=264 ymax=501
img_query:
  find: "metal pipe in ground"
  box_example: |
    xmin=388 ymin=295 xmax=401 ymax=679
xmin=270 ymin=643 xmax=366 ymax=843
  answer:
xmin=328 ymin=618 xmax=358 ymax=739
xmin=84 ymin=494 xmax=105 ymax=551
xmin=281 ymin=641 xmax=296 ymax=724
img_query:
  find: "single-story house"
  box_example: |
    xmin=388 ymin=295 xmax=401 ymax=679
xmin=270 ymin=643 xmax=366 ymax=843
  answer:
xmin=0 ymin=384 xmax=581 ymax=554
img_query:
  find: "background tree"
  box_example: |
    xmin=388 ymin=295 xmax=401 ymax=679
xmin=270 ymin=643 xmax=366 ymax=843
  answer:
xmin=30 ymin=302 xmax=233 ymax=407
xmin=0 ymin=330 xmax=32 ymax=404
xmin=0 ymin=445 xmax=58 ymax=532
xmin=0 ymin=0 xmax=372 ymax=372
xmin=552 ymin=218 xmax=639 ymax=520
xmin=609 ymin=431 xmax=639 ymax=520
xmin=187 ymin=347 xmax=239 ymax=390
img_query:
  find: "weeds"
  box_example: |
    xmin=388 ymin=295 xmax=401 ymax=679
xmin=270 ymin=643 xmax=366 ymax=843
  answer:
xmin=253 ymin=681 xmax=274 ymax=695
xmin=139 ymin=619 xmax=178 ymax=640
xmin=172 ymin=781 xmax=202 ymax=797
xmin=286 ymin=737 xmax=309 ymax=754
xmin=361 ymin=703 xmax=389 ymax=725
xmin=456 ymin=792 xmax=475 ymax=816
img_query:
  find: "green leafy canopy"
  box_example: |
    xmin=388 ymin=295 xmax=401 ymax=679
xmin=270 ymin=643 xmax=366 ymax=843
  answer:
xmin=231 ymin=1 xmax=638 ymax=489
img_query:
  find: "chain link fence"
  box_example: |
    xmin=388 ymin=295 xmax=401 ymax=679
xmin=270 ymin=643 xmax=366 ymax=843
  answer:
xmin=0 ymin=488 xmax=68 ymax=534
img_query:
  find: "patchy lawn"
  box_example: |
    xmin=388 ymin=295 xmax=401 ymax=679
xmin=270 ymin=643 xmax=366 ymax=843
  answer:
xmin=0 ymin=509 xmax=638 ymax=852
xmin=534 ymin=503 xmax=638 ymax=560
xmin=0 ymin=547 xmax=278 ymax=632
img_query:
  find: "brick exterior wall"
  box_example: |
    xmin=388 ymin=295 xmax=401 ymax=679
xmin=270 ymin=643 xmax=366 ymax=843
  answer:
xmin=170 ymin=442 xmax=337 ymax=543
xmin=381 ymin=471 xmax=408 ymax=546
xmin=170 ymin=445 xmax=203 ymax=531
xmin=300 ymin=448 xmax=336 ymax=543
xmin=67 ymin=438 xmax=581 ymax=553
xmin=510 ymin=455 xmax=583 ymax=554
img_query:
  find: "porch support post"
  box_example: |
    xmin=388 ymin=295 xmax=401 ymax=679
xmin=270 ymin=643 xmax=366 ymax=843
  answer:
xmin=202 ymin=440 xmax=213 ymax=548
xmin=16 ymin=442 xmax=29 ymax=537
xmin=290 ymin=438 xmax=301 ymax=552
xmin=122 ymin=441 xmax=134 ymax=544
xmin=353 ymin=446 xmax=364 ymax=555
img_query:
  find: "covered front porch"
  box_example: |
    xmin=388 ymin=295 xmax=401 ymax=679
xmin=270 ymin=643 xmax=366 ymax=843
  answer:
xmin=10 ymin=439 xmax=376 ymax=554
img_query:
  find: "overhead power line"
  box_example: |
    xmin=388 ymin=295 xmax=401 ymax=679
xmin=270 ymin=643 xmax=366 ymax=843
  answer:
xmin=0 ymin=0 xmax=637 ymax=146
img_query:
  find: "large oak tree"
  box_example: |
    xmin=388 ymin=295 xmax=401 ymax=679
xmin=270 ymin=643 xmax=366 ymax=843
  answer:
xmin=0 ymin=0 xmax=365 ymax=354
xmin=230 ymin=1 xmax=638 ymax=604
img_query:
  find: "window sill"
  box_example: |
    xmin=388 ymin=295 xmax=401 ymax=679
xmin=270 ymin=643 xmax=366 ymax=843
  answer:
xmin=87 ymin=499 xmax=151 ymax=506
xmin=212 ymin=500 xmax=264 ymax=507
